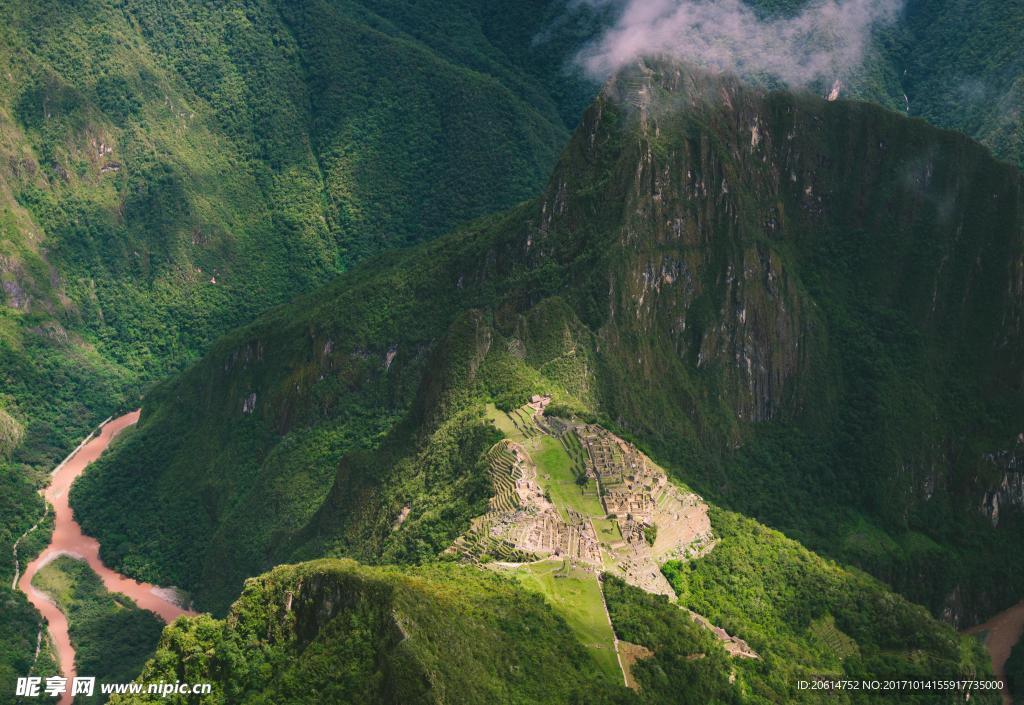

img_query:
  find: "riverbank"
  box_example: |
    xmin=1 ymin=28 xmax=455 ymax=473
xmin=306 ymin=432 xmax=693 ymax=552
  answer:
xmin=15 ymin=411 xmax=195 ymax=705
xmin=966 ymin=600 xmax=1024 ymax=705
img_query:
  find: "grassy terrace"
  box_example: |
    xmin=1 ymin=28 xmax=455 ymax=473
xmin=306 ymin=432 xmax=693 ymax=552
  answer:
xmin=485 ymin=403 xmax=605 ymax=521
xmin=532 ymin=436 xmax=605 ymax=521
xmin=485 ymin=403 xmax=528 ymax=442
xmin=483 ymin=406 xmax=622 ymax=682
xmin=505 ymin=560 xmax=621 ymax=684
xmin=592 ymin=517 xmax=622 ymax=544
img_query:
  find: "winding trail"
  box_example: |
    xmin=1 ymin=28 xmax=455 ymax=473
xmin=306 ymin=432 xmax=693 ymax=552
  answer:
xmin=11 ymin=503 xmax=48 ymax=590
xmin=965 ymin=601 xmax=1024 ymax=705
xmin=15 ymin=411 xmax=195 ymax=705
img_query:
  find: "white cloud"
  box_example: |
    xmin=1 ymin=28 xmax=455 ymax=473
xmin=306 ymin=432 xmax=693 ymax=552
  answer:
xmin=575 ymin=0 xmax=901 ymax=86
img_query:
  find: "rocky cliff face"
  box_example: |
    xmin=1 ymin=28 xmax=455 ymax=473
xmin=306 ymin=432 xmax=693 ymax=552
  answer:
xmin=552 ymin=62 xmax=1024 ymax=619
xmin=534 ymin=62 xmax=1022 ymax=429
xmin=75 ymin=61 xmax=1024 ymax=620
xmin=980 ymin=437 xmax=1024 ymax=528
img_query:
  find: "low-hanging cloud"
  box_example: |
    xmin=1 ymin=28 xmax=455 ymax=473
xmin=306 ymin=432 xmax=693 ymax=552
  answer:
xmin=575 ymin=0 xmax=902 ymax=87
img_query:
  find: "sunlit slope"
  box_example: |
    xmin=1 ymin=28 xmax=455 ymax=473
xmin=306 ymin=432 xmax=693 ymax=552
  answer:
xmin=0 ymin=0 xmax=599 ymax=467
xmin=73 ymin=61 xmax=1023 ymax=630
xmin=111 ymin=531 xmax=999 ymax=704
xmin=0 ymin=2 xmax=601 ymax=695
xmin=113 ymin=559 xmax=630 ymax=705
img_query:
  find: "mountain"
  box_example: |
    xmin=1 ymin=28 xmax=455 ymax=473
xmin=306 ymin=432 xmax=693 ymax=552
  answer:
xmin=894 ymin=0 xmax=1024 ymax=168
xmin=0 ymin=1 xmax=607 ymax=697
xmin=1 ymin=1 xmax=1022 ymax=702
xmin=71 ymin=59 xmax=1023 ymax=630
xmin=0 ymin=0 xmax=604 ymax=470
xmin=723 ymin=0 xmax=1024 ymax=170
xmin=3 ymin=1 xmax=1021 ymax=479
xmin=111 ymin=556 xmax=996 ymax=705
xmin=114 ymin=559 xmax=634 ymax=705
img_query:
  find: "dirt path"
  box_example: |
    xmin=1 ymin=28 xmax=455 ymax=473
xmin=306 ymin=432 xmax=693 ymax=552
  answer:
xmin=965 ymin=600 xmax=1024 ymax=705
xmin=11 ymin=502 xmax=48 ymax=590
xmin=16 ymin=411 xmax=195 ymax=705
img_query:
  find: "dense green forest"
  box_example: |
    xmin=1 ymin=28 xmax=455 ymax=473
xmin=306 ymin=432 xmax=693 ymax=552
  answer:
xmin=0 ymin=0 xmax=1020 ymax=478
xmin=1 ymin=0 xmax=1022 ymax=702
xmin=0 ymin=0 xmax=604 ymax=470
xmin=30 ymin=557 xmax=164 ymax=705
xmin=661 ymin=509 xmax=999 ymax=703
xmin=109 ymin=558 xmax=998 ymax=705
xmin=112 ymin=560 xmax=631 ymax=705
xmin=896 ymin=0 xmax=1024 ymax=168
xmin=0 ymin=0 xmax=604 ymax=694
xmin=1 ymin=587 xmax=56 ymax=705
xmin=72 ymin=60 xmax=1023 ymax=636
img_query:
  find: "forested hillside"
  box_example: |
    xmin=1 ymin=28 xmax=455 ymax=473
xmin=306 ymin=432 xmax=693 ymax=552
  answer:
xmin=73 ymin=61 xmax=1023 ymax=631
xmin=2 ymin=1 xmax=1020 ymax=479
xmin=896 ymin=0 xmax=1024 ymax=168
xmin=0 ymin=1 xmax=605 ymax=697
xmin=111 ymin=558 xmax=998 ymax=705
xmin=639 ymin=0 xmax=1024 ymax=169
xmin=0 ymin=0 xmax=606 ymax=469
xmin=2 ymin=1 xmax=1023 ymax=702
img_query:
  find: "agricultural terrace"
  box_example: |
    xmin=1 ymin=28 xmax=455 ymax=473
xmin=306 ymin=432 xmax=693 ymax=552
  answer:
xmin=451 ymin=399 xmax=756 ymax=681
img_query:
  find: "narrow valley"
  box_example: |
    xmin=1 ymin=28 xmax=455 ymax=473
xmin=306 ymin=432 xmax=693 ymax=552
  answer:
xmin=15 ymin=413 xmax=192 ymax=704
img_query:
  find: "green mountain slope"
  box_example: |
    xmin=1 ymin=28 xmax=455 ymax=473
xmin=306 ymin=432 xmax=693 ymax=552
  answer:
xmin=574 ymin=0 xmax=1024 ymax=170
xmin=1 ymin=2 xmax=1021 ymax=700
xmin=823 ymin=0 xmax=1024 ymax=169
xmin=114 ymin=559 xmax=631 ymax=705
xmin=897 ymin=0 xmax=1024 ymax=168
xmin=4 ymin=1 xmax=1020 ymax=483
xmin=0 ymin=0 xmax=602 ymax=470
xmin=72 ymin=60 xmax=1023 ymax=631
xmin=111 ymin=558 xmax=997 ymax=705
xmin=0 ymin=1 xmax=603 ymax=696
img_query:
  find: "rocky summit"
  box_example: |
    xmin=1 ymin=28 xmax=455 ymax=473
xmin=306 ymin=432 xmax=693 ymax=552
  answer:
xmin=2 ymin=4 xmax=1024 ymax=704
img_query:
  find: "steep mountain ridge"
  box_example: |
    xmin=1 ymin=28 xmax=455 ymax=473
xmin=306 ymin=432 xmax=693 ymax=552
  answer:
xmin=896 ymin=0 xmax=1024 ymax=169
xmin=109 ymin=559 xmax=633 ymax=705
xmin=1 ymin=3 xmax=1022 ymax=701
xmin=0 ymin=0 xmax=602 ymax=469
xmin=110 ymin=547 xmax=999 ymax=704
xmin=0 ymin=2 xmax=604 ymax=695
xmin=72 ymin=61 xmax=1024 ymax=629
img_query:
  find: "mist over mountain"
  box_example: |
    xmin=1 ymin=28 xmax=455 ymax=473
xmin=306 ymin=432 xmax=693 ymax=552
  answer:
xmin=576 ymin=0 xmax=902 ymax=85
xmin=63 ymin=56 xmax=1020 ymax=688
xmin=1 ymin=2 xmax=1023 ymax=704
xmin=573 ymin=0 xmax=1024 ymax=169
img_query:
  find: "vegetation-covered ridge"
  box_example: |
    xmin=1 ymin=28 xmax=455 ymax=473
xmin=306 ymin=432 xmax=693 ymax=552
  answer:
xmin=110 ymin=559 xmax=631 ymax=705
xmin=1 ymin=2 xmax=1021 ymax=700
xmin=114 ymin=554 xmax=999 ymax=705
xmin=0 ymin=0 xmax=605 ymax=471
xmin=0 ymin=2 xmax=604 ymax=692
xmin=73 ymin=59 xmax=1024 ymax=635
xmin=731 ymin=0 xmax=1024 ymax=170
xmin=2 ymin=1 xmax=1021 ymax=481
xmin=30 ymin=556 xmax=164 ymax=705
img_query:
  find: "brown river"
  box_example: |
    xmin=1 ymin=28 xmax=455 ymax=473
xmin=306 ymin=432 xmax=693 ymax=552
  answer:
xmin=15 ymin=411 xmax=194 ymax=705
xmin=10 ymin=411 xmax=1023 ymax=704
xmin=965 ymin=600 xmax=1024 ymax=705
